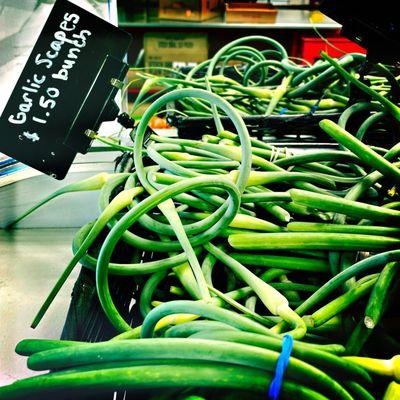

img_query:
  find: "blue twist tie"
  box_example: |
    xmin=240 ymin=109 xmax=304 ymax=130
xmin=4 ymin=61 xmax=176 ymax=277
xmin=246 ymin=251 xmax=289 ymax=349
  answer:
xmin=310 ymin=104 xmax=319 ymax=114
xmin=279 ymin=108 xmax=288 ymax=115
xmin=268 ymin=334 xmax=294 ymax=400
xmin=107 ymin=0 xmax=111 ymax=21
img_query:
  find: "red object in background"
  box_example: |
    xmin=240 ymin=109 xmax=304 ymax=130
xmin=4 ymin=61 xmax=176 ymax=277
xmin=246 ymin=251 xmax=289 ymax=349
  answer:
xmin=300 ymin=36 xmax=367 ymax=64
xmin=149 ymin=116 xmax=170 ymax=130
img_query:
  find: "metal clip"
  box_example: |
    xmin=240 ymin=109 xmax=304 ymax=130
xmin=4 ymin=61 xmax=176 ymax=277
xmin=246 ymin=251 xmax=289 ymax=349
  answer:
xmin=84 ymin=129 xmax=97 ymax=139
xmin=110 ymin=78 xmax=124 ymax=90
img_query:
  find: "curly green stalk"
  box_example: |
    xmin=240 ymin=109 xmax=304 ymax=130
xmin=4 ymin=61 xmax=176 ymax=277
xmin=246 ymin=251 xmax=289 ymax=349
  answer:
xmin=321 ymin=51 xmax=400 ymax=121
xmin=7 ymin=173 xmax=122 ymax=228
xmin=133 ymin=89 xmax=252 ymax=301
xmin=205 ymin=243 xmax=306 ymax=339
xmin=30 ymin=185 xmax=143 ymax=329
xmin=96 ymin=176 xmax=240 ymax=332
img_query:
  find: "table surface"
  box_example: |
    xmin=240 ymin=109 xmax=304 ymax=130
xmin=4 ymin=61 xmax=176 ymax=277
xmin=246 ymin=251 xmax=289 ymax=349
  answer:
xmin=0 ymin=228 xmax=79 ymax=385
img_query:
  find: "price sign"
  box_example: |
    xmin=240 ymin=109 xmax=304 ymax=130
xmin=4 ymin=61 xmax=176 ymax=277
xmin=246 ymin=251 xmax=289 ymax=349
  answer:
xmin=0 ymin=0 xmax=131 ymax=179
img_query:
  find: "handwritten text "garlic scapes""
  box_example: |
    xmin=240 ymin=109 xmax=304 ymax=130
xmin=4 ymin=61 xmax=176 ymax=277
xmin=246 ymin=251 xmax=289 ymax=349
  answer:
xmin=8 ymin=12 xmax=91 ymax=127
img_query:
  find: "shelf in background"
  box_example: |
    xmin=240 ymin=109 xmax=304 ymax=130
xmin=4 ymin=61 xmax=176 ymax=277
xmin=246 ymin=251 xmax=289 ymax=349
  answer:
xmin=119 ymin=9 xmax=341 ymax=30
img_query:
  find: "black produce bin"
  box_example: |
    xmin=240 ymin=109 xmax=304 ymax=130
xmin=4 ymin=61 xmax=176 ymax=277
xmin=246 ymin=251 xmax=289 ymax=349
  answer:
xmin=167 ymin=109 xmax=400 ymax=150
xmin=61 ymin=267 xmax=138 ymax=342
xmin=167 ymin=112 xmax=342 ymax=148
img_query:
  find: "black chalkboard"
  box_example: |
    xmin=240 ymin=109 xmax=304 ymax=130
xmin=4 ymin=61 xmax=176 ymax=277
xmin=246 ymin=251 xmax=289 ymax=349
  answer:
xmin=0 ymin=0 xmax=131 ymax=179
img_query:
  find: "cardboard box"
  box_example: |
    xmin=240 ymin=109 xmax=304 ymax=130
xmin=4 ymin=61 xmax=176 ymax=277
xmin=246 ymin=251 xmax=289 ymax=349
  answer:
xmin=144 ymin=32 xmax=208 ymax=72
xmin=225 ymin=2 xmax=278 ymax=24
xmin=159 ymin=0 xmax=222 ymax=21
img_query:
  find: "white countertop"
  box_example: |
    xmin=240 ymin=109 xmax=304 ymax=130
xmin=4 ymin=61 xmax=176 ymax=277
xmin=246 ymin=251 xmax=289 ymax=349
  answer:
xmin=0 ymin=228 xmax=79 ymax=385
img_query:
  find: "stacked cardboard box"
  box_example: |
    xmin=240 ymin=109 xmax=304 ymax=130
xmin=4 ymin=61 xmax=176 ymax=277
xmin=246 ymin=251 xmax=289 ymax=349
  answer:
xmin=158 ymin=0 xmax=222 ymax=21
xmin=144 ymin=32 xmax=208 ymax=71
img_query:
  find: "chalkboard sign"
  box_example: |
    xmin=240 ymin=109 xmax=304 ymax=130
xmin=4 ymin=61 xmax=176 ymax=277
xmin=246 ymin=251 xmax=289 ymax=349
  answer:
xmin=0 ymin=0 xmax=131 ymax=179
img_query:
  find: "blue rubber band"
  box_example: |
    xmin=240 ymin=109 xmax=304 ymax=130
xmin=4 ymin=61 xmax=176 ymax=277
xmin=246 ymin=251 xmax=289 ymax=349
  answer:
xmin=279 ymin=107 xmax=288 ymax=115
xmin=107 ymin=0 xmax=111 ymax=22
xmin=268 ymin=334 xmax=294 ymax=400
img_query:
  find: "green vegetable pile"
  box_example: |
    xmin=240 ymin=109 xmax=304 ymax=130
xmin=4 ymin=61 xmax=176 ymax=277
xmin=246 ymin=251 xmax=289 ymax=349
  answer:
xmin=2 ymin=38 xmax=400 ymax=400
xmin=129 ymin=36 xmax=368 ymax=117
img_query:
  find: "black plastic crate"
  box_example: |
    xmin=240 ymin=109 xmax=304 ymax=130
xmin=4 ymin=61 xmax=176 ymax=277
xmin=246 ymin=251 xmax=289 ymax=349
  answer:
xmin=61 ymin=267 xmax=139 ymax=343
xmin=167 ymin=112 xmax=342 ymax=148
